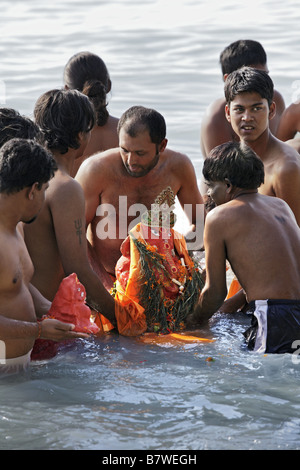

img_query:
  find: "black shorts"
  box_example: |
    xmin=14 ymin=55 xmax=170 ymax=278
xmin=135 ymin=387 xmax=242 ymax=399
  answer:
xmin=243 ymin=299 xmax=300 ymax=354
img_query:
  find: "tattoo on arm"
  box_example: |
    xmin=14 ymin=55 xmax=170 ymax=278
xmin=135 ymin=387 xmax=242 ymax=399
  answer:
xmin=74 ymin=219 xmax=83 ymax=245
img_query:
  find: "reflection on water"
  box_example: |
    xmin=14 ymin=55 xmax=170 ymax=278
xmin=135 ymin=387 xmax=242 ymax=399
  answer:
xmin=1 ymin=0 xmax=300 ymax=451
xmin=1 ymin=314 xmax=300 ymax=450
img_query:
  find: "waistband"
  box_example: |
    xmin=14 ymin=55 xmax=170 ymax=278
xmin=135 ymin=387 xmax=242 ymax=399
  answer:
xmin=0 ymin=349 xmax=32 ymax=366
xmin=248 ymin=299 xmax=300 ymax=309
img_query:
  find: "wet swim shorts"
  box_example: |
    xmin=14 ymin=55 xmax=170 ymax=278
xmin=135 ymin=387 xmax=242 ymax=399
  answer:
xmin=0 ymin=349 xmax=32 ymax=376
xmin=243 ymin=299 xmax=300 ymax=354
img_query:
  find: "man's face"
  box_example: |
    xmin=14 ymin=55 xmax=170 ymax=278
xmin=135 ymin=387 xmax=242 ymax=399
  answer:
xmin=23 ymin=182 xmax=49 ymax=224
xmin=119 ymin=128 xmax=163 ymax=178
xmin=204 ymin=180 xmax=229 ymax=207
xmin=225 ymin=91 xmax=275 ymax=144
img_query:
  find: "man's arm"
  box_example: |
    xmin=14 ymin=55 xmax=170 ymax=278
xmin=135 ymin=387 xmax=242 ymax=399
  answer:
xmin=49 ymin=178 xmax=116 ymax=325
xmin=277 ymin=102 xmax=300 ymax=141
xmin=200 ymin=99 xmax=234 ymax=158
xmin=186 ymin=209 xmax=228 ymax=326
xmin=75 ymin=155 xmax=114 ymax=290
xmin=29 ymin=283 xmax=51 ymax=319
xmin=273 ymin=155 xmax=300 ymax=226
xmin=0 ymin=315 xmax=89 ymax=341
xmin=175 ymin=153 xmax=204 ymax=250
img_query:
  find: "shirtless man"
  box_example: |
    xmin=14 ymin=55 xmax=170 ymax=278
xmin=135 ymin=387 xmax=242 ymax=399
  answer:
xmin=224 ymin=66 xmax=300 ymax=224
xmin=187 ymin=142 xmax=300 ymax=354
xmin=277 ymin=101 xmax=300 ymax=152
xmin=220 ymin=66 xmax=300 ymax=313
xmin=24 ymin=89 xmax=115 ymax=326
xmin=200 ymin=39 xmax=285 ymax=159
xmin=63 ymin=51 xmax=119 ymax=176
xmin=0 ymin=107 xmax=43 ymax=147
xmin=75 ymin=105 xmax=203 ymax=289
xmin=0 ymin=138 xmax=88 ymax=374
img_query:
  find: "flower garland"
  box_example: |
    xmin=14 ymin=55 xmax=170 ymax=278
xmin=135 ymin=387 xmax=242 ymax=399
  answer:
xmin=131 ymin=238 xmax=204 ymax=334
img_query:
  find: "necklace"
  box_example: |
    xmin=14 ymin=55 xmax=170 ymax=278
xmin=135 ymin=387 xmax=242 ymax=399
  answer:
xmin=232 ymin=190 xmax=257 ymax=200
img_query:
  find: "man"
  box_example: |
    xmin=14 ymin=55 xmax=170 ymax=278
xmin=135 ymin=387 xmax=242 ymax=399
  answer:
xmin=224 ymin=66 xmax=300 ymax=224
xmin=219 ymin=66 xmax=300 ymax=312
xmin=200 ymin=39 xmax=285 ymax=159
xmin=0 ymin=107 xmax=43 ymax=147
xmin=24 ymin=89 xmax=116 ymax=328
xmin=75 ymin=105 xmax=203 ymax=288
xmin=0 ymin=138 xmax=88 ymax=374
xmin=63 ymin=51 xmax=119 ymax=176
xmin=277 ymin=101 xmax=300 ymax=152
xmin=187 ymin=142 xmax=300 ymax=354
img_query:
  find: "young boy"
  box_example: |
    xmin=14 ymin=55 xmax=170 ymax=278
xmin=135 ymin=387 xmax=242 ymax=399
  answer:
xmin=24 ymin=89 xmax=116 ymax=327
xmin=187 ymin=141 xmax=300 ymax=354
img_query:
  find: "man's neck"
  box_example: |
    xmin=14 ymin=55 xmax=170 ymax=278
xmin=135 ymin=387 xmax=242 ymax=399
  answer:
xmin=52 ymin=150 xmax=77 ymax=176
xmin=242 ymin=128 xmax=273 ymax=162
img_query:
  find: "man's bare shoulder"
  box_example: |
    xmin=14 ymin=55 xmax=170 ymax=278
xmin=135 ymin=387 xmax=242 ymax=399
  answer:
xmin=47 ymin=170 xmax=84 ymax=205
xmin=76 ymin=148 xmax=121 ymax=179
xmin=272 ymin=136 xmax=300 ymax=165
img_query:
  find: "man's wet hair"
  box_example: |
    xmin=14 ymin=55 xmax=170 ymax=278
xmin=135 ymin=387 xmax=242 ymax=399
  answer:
xmin=64 ymin=51 xmax=111 ymax=127
xmin=0 ymin=138 xmax=57 ymax=194
xmin=203 ymin=141 xmax=264 ymax=190
xmin=117 ymin=106 xmax=166 ymax=144
xmin=0 ymin=107 xmax=43 ymax=148
xmin=224 ymin=66 xmax=274 ymax=107
xmin=220 ymin=39 xmax=267 ymax=76
xmin=34 ymin=89 xmax=95 ymax=154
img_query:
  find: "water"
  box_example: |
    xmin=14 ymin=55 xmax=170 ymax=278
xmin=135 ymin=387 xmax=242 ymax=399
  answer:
xmin=1 ymin=0 xmax=300 ymax=451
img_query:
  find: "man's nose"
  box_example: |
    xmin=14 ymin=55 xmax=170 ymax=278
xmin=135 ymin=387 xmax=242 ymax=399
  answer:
xmin=241 ymin=109 xmax=253 ymax=120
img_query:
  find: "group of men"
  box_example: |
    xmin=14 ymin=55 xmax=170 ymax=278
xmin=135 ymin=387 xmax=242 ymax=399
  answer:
xmin=2 ymin=39 xmax=300 ymax=375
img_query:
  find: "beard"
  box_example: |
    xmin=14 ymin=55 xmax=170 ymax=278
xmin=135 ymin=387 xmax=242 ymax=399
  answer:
xmin=125 ymin=152 xmax=160 ymax=178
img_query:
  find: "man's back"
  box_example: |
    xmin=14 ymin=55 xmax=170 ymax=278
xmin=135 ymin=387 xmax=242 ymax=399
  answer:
xmin=208 ymin=192 xmax=300 ymax=302
xmin=24 ymin=170 xmax=82 ymax=300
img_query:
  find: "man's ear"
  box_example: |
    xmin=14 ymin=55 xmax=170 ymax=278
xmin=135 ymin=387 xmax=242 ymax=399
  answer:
xmin=159 ymin=138 xmax=168 ymax=153
xmin=224 ymin=178 xmax=233 ymax=193
xmin=27 ymin=182 xmax=39 ymax=201
xmin=269 ymin=101 xmax=276 ymax=121
xmin=225 ymin=104 xmax=231 ymax=123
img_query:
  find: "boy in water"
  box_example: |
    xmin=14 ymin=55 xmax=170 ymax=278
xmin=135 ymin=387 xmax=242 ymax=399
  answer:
xmin=187 ymin=141 xmax=300 ymax=354
xmin=0 ymin=138 xmax=88 ymax=375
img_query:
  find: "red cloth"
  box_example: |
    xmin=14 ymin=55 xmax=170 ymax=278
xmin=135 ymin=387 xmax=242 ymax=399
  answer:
xmin=31 ymin=273 xmax=99 ymax=360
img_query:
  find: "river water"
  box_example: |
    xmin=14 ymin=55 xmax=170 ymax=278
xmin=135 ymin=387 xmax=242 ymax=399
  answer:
xmin=0 ymin=0 xmax=300 ymax=451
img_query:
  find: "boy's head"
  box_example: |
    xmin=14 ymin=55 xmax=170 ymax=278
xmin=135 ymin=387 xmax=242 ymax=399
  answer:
xmin=203 ymin=141 xmax=264 ymax=191
xmin=224 ymin=66 xmax=274 ymax=107
xmin=117 ymin=106 xmax=166 ymax=145
xmin=220 ymin=39 xmax=268 ymax=77
xmin=34 ymin=89 xmax=95 ymax=154
xmin=0 ymin=138 xmax=57 ymax=195
xmin=0 ymin=107 xmax=43 ymax=147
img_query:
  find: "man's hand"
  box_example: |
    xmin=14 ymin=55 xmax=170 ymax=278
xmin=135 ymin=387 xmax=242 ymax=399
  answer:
xmin=39 ymin=318 xmax=90 ymax=341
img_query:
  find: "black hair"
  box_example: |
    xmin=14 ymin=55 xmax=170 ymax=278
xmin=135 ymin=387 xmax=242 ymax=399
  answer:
xmin=64 ymin=51 xmax=111 ymax=126
xmin=203 ymin=141 xmax=264 ymax=189
xmin=0 ymin=138 xmax=57 ymax=194
xmin=0 ymin=107 xmax=43 ymax=147
xmin=117 ymin=106 xmax=166 ymax=144
xmin=224 ymin=66 xmax=274 ymax=107
xmin=34 ymin=89 xmax=95 ymax=154
xmin=220 ymin=39 xmax=267 ymax=76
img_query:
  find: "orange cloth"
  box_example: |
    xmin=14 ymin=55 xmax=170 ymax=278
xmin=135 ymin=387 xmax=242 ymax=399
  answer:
xmin=226 ymin=276 xmax=242 ymax=299
xmin=113 ymin=223 xmax=198 ymax=336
